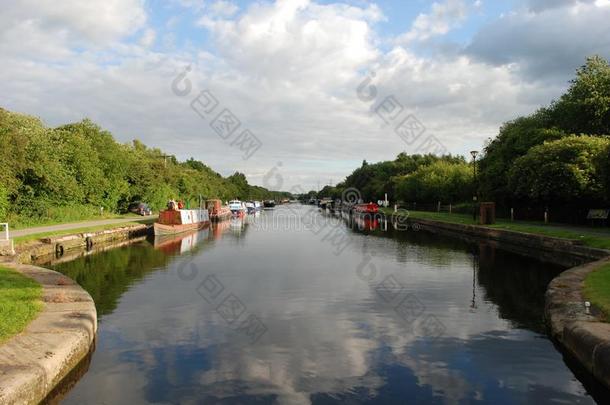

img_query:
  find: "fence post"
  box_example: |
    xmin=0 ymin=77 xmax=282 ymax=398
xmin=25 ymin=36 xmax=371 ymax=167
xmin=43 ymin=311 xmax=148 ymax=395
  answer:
xmin=437 ymin=201 xmax=441 ymax=212
xmin=511 ymin=208 xmax=514 ymax=222
xmin=544 ymin=210 xmax=548 ymax=224
xmin=449 ymin=204 xmax=452 ymax=214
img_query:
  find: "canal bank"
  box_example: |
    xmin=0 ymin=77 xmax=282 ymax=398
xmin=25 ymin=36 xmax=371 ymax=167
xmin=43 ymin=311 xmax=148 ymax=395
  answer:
xmin=14 ymin=222 xmax=151 ymax=264
xmin=398 ymin=213 xmax=610 ymax=390
xmin=0 ymin=263 xmax=97 ymax=405
xmin=0 ymin=222 xmax=152 ymax=404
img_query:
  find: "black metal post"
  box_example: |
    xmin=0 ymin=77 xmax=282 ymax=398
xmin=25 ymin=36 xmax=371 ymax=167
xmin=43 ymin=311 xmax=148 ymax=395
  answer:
xmin=470 ymin=151 xmax=478 ymax=222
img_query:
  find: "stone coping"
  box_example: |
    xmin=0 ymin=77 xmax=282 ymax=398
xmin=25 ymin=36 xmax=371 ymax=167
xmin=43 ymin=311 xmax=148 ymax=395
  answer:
xmin=546 ymin=257 xmax=610 ymax=390
xmin=0 ymin=263 xmax=97 ymax=405
xmin=405 ymin=216 xmax=610 ymax=389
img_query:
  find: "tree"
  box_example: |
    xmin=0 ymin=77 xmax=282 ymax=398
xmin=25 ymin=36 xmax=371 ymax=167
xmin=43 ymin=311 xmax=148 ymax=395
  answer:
xmin=395 ymin=161 xmax=473 ymax=203
xmin=550 ymin=55 xmax=610 ymax=135
xmin=508 ymin=135 xmax=610 ymax=204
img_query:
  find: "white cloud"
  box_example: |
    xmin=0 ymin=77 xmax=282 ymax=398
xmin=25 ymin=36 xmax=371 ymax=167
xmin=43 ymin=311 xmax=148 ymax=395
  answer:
xmin=398 ymin=0 xmax=469 ymax=43
xmin=209 ymin=0 xmax=240 ymax=17
xmin=0 ymin=0 xmax=607 ymax=190
xmin=139 ymin=28 xmax=156 ymax=48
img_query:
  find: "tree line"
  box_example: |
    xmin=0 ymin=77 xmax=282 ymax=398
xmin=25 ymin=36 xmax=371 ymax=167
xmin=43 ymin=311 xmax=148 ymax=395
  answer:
xmin=0 ymin=110 xmax=290 ymax=226
xmin=312 ymin=56 xmax=610 ymax=223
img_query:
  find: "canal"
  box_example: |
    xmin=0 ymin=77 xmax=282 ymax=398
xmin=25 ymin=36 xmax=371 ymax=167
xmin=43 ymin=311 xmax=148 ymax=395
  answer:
xmin=48 ymin=205 xmax=603 ymax=404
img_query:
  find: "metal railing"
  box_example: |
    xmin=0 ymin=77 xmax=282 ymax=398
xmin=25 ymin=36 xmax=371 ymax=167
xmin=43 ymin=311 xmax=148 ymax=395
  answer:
xmin=0 ymin=223 xmax=8 ymax=240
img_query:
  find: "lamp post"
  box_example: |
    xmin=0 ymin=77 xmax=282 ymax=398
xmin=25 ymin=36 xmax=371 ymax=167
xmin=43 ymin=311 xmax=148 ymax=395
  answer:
xmin=470 ymin=150 xmax=479 ymax=222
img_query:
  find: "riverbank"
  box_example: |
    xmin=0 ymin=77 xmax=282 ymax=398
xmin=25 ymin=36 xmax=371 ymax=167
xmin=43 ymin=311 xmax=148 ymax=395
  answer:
xmin=383 ymin=209 xmax=609 ymax=267
xmin=381 ymin=208 xmax=610 ymax=250
xmin=13 ymin=220 xmax=153 ymax=264
xmin=546 ymin=258 xmax=610 ymax=390
xmin=0 ymin=219 xmax=154 ymax=404
xmin=382 ymin=208 xmax=610 ymax=390
xmin=0 ymin=263 xmax=97 ymax=405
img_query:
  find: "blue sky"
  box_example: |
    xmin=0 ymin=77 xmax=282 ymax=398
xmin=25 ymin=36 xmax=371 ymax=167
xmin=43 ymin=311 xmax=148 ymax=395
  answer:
xmin=1 ymin=0 xmax=609 ymax=191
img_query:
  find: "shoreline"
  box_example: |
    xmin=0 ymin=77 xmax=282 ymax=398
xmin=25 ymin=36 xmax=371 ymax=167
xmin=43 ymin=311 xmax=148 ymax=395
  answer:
xmin=0 ymin=263 xmax=97 ymax=405
xmin=399 ymin=213 xmax=610 ymax=390
xmin=0 ymin=223 xmax=152 ymax=404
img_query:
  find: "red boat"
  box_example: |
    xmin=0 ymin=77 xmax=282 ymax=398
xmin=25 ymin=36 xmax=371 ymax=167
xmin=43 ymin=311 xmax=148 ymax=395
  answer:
xmin=154 ymin=208 xmax=210 ymax=236
xmin=206 ymin=199 xmax=232 ymax=222
xmin=352 ymin=202 xmax=379 ymax=214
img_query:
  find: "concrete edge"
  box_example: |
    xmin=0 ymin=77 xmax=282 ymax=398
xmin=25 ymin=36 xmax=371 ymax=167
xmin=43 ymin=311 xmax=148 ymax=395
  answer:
xmin=404 ymin=216 xmax=610 ymax=266
xmin=402 ymin=215 xmax=610 ymax=389
xmin=544 ymin=257 xmax=610 ymax=390
xmin=0 ymin=263 xmax=97 ymax=405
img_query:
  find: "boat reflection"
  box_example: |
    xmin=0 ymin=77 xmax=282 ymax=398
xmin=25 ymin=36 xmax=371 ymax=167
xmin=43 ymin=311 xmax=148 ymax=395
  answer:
xmin=152 ymin=227 xmax=209 ymax=255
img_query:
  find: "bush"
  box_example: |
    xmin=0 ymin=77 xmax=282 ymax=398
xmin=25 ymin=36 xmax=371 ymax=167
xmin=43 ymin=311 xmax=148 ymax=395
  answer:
xmin=509 ymin=135 xmax=610 ymax=204
xmin=395 ymin=160 xmax=474 ymax=204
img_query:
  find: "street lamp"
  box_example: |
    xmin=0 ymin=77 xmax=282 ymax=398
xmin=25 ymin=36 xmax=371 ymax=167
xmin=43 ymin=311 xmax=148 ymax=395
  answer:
xmin=470 ymin=150 xmax=479 ymax=222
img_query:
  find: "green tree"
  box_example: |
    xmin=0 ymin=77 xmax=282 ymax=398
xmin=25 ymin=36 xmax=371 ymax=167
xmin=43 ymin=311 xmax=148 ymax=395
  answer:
xmin=395 ymin=160 xmax=473 ymax=203
xmin=551 ymin=55 xmax=610 ymax=135
xmin=508 ymin=135 xmax=610 ymax=204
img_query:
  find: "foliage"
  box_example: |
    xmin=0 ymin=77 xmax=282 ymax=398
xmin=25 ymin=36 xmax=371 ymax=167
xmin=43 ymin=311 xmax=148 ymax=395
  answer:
xmin=0 ymin=108 xmax=288 ymax=226
xmin=508 ymin=135 xmax=610 ymax=204
xmin=317 ymin=153 xmax=466 ymax=202
xmin=550 ymin=55 xmax=610 ymax=136
xmin=395 ymin=160 xmax=474 ymax=203
xmin=0 ymin=182 xmax=8 ymax=220
xmin=477 ymin=55 xmax=610 ymax=212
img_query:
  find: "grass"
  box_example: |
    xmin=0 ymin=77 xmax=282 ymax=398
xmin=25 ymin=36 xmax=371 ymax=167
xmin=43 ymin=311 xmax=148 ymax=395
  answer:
xmin=0 ymin=266 xmax=43 ymax=343
xmin=13 ymin=218 xmax=156 ymax=246
xmin=584 ymin=263 xmax=610 ymax=319
xmin=381 ymin=208 xmax=610 ymax=250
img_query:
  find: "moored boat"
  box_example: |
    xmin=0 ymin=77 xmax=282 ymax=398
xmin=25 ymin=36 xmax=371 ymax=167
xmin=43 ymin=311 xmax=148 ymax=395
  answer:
xmin=246 ymin=201 xmax=262 ymax=214
xmin=352 ymin=202 xmax=379 ymax=214
xmin=206 ymin=199 xmax=232 ymax=222
xmin=263 ymin=200 xmax=276 ymax=209
xmin=154 ymin=207 xmax=210 ymax=236
xmin=229 ymin=199 xmax=247 ymax=216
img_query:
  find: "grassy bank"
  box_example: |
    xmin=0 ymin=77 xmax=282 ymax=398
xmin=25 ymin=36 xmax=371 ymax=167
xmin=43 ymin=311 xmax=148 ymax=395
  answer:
xmin=381 ymin=208 xmax=610 ymax=250
xmin=0 ymin=266 xmax=43 ymax=343
xmin=584 ymin=263 xmax=610 ymax=320
xmin=8 ymin=209 xmax=145 ymax=230
xmin=14 ymin=218 xmax=155 ymax=246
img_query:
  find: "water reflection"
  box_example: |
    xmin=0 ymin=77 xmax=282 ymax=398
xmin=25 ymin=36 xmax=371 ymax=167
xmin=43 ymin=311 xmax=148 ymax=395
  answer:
xmin=48 ymin=206 xmax=602 ymax=404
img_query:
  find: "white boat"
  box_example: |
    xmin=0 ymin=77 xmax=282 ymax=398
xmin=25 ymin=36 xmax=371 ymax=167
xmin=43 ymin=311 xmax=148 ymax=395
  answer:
xmin=246 ymin=201 xmax=262 ymax=214
xmin=154 ymin=208 xmax=210 ymax=236
xmin=229 ymin=200 xmax=246 ymax=216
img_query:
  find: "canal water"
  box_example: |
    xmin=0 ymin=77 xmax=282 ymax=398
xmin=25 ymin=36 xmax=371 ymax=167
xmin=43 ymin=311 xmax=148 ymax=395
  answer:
xmin=48 ymin=205 xmax=602 ymax=404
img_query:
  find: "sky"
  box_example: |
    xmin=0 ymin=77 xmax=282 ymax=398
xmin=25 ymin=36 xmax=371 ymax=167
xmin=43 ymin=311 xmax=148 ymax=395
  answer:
xmin=1 ymin=0 xmax=610 ymax=192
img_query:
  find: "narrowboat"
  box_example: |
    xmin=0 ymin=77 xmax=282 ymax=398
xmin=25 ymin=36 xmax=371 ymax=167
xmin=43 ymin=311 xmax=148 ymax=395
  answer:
xmin=352 ymin=202 xmax=379 ymax=214
xmin=263 ymin=200 xmax=276 ymax=208
xmin=206 ymin=199 xmax=231 ymax=222
xmin=154 ymin=207 xmax=210 ymax=236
